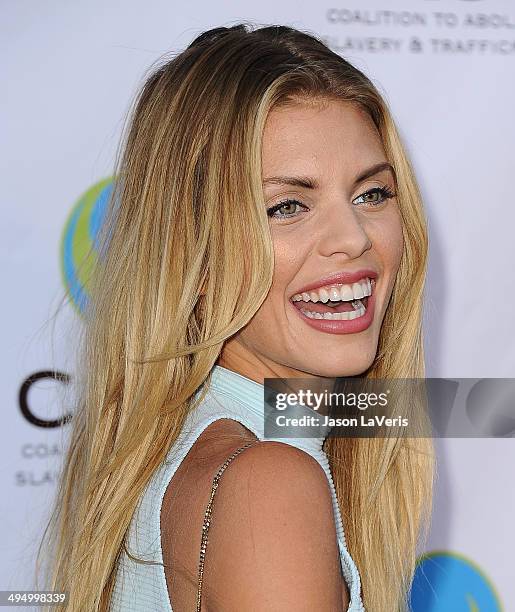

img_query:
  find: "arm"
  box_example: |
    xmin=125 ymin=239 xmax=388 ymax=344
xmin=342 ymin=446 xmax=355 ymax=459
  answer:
xmin=198 ymin=441 xmax=346 ymax=611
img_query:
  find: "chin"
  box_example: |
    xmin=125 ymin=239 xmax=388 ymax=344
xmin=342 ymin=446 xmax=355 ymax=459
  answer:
xmin=297 ymin=356 xmax=375 ymax=379
xmin=299 ymin=349 xmax=376 ymax=378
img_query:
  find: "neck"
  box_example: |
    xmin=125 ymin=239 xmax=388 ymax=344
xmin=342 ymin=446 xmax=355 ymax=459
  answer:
xmin=217 ymin=336 xmax=333 ymax=390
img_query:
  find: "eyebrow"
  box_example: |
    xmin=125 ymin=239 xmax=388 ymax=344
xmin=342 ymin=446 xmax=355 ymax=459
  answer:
xmin=262 ymin=161 xmax=396 ymax=189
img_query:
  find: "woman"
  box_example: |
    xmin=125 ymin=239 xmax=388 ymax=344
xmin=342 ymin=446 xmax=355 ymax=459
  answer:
xmin=38 ymin=22 xmax=434 ymax=611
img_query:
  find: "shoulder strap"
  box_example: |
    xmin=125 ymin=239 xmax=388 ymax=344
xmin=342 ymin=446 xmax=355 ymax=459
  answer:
xmin=195 ymin=439 xmax=258 ymax=612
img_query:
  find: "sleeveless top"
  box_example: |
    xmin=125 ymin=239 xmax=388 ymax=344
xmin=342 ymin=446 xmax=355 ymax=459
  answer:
xmin=110 ymin=365 xmax=365 ymax=611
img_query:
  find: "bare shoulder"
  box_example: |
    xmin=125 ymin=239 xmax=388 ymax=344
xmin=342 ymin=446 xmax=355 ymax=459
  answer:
xmin=214 ymin=440 xmax=333 ymax=504
xmin=199 ymin=441 xmax=344 ymax=611
xmin=160 ymin=418 xmax=259 ymax=609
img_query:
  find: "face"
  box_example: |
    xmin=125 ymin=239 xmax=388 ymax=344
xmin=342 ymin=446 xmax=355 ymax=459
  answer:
xmin=218 ymin=98 xmax=404 ymax=382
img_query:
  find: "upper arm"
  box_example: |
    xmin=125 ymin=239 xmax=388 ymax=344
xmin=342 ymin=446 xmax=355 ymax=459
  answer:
xmin=199 ymin=441 xmax=345 ymax=612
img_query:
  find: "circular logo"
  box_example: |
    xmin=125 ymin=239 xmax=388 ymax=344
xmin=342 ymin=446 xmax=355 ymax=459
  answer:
xmin=60 ymin=177 xmax=113 ymax=315
xmin=410 ymin=551 xmax=502 ymax=611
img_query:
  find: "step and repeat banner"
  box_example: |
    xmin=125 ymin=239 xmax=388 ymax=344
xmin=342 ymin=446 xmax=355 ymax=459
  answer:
xmin=2 ymin=1 xmax=514 ymax=609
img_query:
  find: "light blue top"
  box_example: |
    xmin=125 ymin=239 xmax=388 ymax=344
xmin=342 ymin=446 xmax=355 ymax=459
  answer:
xmin=110 ymin=364 xmax=365 ymax=611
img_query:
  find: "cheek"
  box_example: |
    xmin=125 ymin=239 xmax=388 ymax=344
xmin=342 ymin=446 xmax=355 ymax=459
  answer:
xmin=391 ymin=210 xmax=405 ymax=268
xmin=243 ymin=235 xmax=308 ymax=333
xmin=371 ymin=208 xmax=404 ymax=271
xmin=269 ymin=234 xmax=308 ymax=297
xmin=238 ymin=236 xmax=299 ymax=347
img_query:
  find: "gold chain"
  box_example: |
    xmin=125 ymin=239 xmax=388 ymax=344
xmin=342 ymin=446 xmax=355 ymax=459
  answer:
xmin=195 ymin=440 xmax=257 ymax=611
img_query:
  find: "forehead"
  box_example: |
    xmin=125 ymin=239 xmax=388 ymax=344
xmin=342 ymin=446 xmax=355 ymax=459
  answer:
xmin=262 ymin=99 xmax=385 ymax=179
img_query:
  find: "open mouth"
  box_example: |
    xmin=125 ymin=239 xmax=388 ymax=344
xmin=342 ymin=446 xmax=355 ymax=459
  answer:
xmin=290 ymin=277 xmax=374 ymax=321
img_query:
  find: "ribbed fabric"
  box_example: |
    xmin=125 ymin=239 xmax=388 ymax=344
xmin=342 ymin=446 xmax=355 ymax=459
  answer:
xmin=110 ymin=365 xmax=365 ymax=611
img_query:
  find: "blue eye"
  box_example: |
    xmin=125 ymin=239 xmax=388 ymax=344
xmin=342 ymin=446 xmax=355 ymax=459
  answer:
xmin=266 ymin=198 xmax=307 ymax=219
xmin=266 ymin=186 xmax=396 ymax=221
xmin=353 ymin=186 xmax=396 ymax=207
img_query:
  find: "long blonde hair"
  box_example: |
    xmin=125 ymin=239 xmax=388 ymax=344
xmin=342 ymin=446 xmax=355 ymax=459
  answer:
xmin=38 ymin=22 xmax=434 ymax=611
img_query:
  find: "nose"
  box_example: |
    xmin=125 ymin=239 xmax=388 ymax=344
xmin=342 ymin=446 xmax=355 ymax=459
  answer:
xmin=316 ymin=199 xmax=372 ymax=259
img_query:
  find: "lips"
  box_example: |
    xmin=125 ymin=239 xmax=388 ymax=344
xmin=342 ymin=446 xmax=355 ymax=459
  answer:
xmin=289 ymin=282 xmax=376 ymax=334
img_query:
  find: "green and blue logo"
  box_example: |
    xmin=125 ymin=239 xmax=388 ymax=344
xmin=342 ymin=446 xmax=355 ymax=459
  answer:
xmin=60 ymin=177 xmax=113 ymax=315
xmin=410 ymin=551 xmax=502 ymax=611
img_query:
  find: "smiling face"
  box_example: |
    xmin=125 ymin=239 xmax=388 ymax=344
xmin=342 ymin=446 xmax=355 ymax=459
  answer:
xmin=217 ymin=97 xmax=404 ymax=381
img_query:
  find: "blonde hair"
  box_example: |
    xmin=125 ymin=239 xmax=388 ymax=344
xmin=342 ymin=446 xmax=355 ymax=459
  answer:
xmin=37 ymin=22 xmax=434 ymax=611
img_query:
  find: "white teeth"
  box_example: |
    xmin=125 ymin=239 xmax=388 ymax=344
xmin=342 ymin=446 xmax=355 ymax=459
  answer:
xmin=300 ymin=305 xmax=366 ymax=320
xmin=318 ymin=287 xmax=330 ymax=303
xmin=292 ymin=277 xmax=374 ymax=303
xmin=340 ymin=284 xmax=354 ymax=301
xmin=329 ymin=287 xmax=341 ymax=301
xmin=351 ymin=282 xmax=365 ymax=299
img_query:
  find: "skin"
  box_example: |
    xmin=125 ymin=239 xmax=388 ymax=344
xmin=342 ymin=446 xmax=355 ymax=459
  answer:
xmin=217 ymin=97 xmax=404 ymax=384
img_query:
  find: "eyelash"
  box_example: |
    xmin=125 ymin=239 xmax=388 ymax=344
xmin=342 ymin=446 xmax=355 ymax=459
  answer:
xmin=266 ymin=185 xmax=397 ymax=220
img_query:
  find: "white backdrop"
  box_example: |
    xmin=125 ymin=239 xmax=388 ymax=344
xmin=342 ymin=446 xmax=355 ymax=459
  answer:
xmin=2 ymin=1 xmax=514 ymax=610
